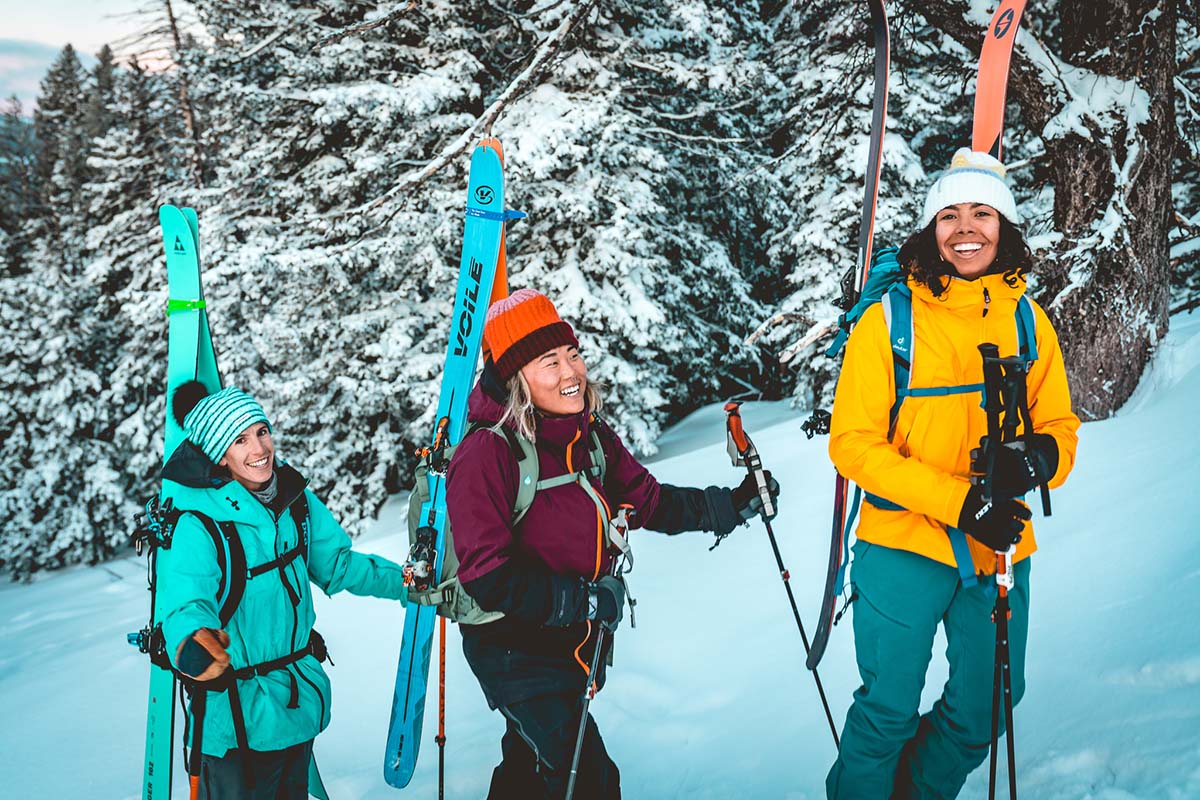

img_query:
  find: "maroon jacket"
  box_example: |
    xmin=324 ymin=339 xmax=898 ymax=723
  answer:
xmin=446 ymin=370 xmax=739 ymax=708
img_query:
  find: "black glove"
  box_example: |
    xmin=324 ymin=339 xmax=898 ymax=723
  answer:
xmin=587 ymin=575 xmax=626 ymax=632
xmin=957 ymin=485 xmax=1031 ymax=551
xmin=731 ymin=470 xmax=781 ymax=523
xmin=970 ymin=433 xmax=1058 ymax=499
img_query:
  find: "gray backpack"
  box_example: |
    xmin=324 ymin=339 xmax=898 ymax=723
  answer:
xmin=405 ymin=418 xmax=609 ymax=624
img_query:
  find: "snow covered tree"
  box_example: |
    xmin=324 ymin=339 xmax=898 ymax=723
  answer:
xmin=0 ymin=96 xmax=38 ymax=275
xmin=32 ymin=44 xmax=92 ymax=267
xmin=760 ymin=0 xmax=1189 ymax=420
xmin=151 ymin=0 xmax=788 ymax=535
xmin=1172 ymin=3 xmax=1200 ymax=311
xmin=904 ymin=0 xmax=1181 ymax=419
xmin=86 ymin=45 xmax=117 ymax=140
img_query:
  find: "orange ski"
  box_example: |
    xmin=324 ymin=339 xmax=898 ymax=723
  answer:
xmin=972 ymin=0 xmax=1028 ymax=159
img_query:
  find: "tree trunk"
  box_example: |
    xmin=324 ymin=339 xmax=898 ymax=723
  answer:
xmin=899 ymin=0 xmax=1177 ymax=419
xmin=1034 ymin=0 xmax=1176 ymax=419
xmin=164 ymin=0 xmax=204 ymax=188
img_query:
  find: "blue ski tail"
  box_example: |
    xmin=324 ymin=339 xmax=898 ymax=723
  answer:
xmin=383 ymin=143 xmax=509 ymax=788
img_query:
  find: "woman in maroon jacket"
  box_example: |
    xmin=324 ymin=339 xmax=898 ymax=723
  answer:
xmin=447 ymin=289 xmax=779 ymax=800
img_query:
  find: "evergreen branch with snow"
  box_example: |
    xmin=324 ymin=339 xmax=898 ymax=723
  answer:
xmin=361 ymin=0 xmax=598 ymax=216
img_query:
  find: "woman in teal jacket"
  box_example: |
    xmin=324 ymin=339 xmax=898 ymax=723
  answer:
xmin=156 ymin=382 xmax=407 ymax=798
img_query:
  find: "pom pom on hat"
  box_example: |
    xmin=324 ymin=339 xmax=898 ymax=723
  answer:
xmin=483 ymin=288 xmax=579 ymax=382
xmin=922 ymin=147 xmax=1020 ymax=226
xmin=180 ymin=385 xmax=271 ymax=464
xmin=171 ymin=380 xmax=210 ymax=428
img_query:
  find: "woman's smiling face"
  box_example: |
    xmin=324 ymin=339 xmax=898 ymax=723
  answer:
xmin=520 ymin=345 xmax=587 ymax=416
xmin=934 ymin=202 xmax=1001 ymax=279
xmin=219 ymin=422 xmax=274 ymax=490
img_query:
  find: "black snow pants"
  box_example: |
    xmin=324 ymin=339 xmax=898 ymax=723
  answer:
xmin=487 ymin=691 xmax=621 ymax=800
xmin=197 ymin=739 xmax=312 ymax=800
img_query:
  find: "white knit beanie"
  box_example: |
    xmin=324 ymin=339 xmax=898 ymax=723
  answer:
xmin=922 ymin=147 xmax=1020 ymax=226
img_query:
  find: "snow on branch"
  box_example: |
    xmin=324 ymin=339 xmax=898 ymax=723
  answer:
xmin=358 ymin=0 xmax=597 ymax=217
xmin=316 ymin=1 xmax=419 ymax=50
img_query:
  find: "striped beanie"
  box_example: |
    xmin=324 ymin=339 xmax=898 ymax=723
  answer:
xmin=483 ymin=289 xmax=579 ymax=381
xmin=182 ymin=386 xmax=271 ymax=463
xmin=923 ymin=147 xmax=1021 ymax=226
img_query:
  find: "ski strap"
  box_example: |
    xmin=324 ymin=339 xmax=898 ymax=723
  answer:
xmin=465 ymin=208 xmax=527 ymax=222
xmin=166 ymin=298 xmax=206 ymax=316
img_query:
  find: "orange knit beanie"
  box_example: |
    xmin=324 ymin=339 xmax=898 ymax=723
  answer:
xmin=483 ymin=288 xmax=579 ymax=381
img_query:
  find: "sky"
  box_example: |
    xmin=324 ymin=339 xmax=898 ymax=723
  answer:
xmin=0 ymin=0 xmax=145 ymax=110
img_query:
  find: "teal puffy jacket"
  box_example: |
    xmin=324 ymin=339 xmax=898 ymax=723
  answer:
xmin=156 ymin=441 xmax=407 ymax=757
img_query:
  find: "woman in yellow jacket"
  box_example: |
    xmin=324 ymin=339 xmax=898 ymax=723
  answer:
xmin=826 ymin=148 xmax=1080 ymax=799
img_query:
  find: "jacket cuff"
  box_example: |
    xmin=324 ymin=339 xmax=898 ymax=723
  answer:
xmin=704 ymin=486 xmax=743 ymax=536
xmin=544 ymin=574 xmax=588 ymax=627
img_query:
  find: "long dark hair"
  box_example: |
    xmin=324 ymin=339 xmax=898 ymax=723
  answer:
xmin=896 ymin=214 xmax=1033 ymax=297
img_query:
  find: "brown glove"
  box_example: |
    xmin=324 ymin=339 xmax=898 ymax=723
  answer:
xmin=176 ymin=627 xmax=231 ymax=682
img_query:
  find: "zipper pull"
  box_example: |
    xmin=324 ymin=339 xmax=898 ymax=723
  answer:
xmin=982 ymin=287 xmax=991 ymax=318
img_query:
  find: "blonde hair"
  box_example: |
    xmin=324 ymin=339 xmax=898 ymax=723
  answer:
xmin=500 ymin=372 xmax=604 ymax=442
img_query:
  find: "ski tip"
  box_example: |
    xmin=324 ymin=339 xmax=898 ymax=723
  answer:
xmin=477 ymin=136 xmax=505 ymax=164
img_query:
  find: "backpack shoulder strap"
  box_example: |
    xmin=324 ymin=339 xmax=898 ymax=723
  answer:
xmin=587 ymin=412 xmax=609 ymax=484
xmin=289 ymin=492 xmax=311 ymax=562
xmin=1015 ymin=295 xmax=1038 ymax=363
xmin=468 ymin=421 xmax=541 ymax=526
xmin=183 ymin=509 xmax=246 ymax=629
xmin=882 ymin=284 xmax=914 ymax=441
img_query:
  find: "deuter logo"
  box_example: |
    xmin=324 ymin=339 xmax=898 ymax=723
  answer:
xmin=452 ymin=257 xmax=484 ymax=357
xmin=994 ymin=8 xmax=1015 ymax=38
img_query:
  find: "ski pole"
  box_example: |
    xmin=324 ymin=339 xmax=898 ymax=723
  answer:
xmin=724 ymin=402 xmax=840 ymax=750
xmin=565 ymin=505 xmax=635 ymax=800
xmin=436 ymin=615 xmax=447 ymax=800
xmin=989 ymin=545 xmax=1018 ymax=800
xmin=979 ymin=344 xmax=1019 ymax=799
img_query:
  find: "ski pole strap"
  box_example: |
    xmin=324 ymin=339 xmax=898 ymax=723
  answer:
xmin=167 ymin=298 xmax=206 ymax=316
xmin=863 ymin=492 xmax=980 ymax=589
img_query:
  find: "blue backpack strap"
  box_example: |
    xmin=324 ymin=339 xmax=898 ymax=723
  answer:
xmin=1015 ymin=295 xmax=1038 ymax=363
xmin=860 ymin=493 xmax=980 ymax=589
xmin=947 ymin=526 xmax=980 ymax=589
xmin=882 ymin=284 xmax=914 ymax=441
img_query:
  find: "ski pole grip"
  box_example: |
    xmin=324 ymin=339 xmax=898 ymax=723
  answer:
xmin=724 ymin=401 xmax=750 ymax=459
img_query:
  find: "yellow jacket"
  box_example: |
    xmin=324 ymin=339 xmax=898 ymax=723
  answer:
xmin=829 ymin=271 xmax=1080 ymax=573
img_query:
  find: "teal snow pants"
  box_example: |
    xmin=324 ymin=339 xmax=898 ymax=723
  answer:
xmin=826 ymin=541 xmax=1031 ymax=800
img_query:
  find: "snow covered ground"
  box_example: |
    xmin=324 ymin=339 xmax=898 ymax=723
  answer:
xmin=3 ymin=312 xmax=1200 ymax=799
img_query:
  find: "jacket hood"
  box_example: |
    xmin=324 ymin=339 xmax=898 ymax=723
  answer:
xmin=162 ymin=439 xmax=232 ymax=489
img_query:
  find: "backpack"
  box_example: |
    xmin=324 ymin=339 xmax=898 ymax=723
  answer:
xmin=129 ymin=492 xmax=331 ymax=791
xmin=828 ymin=245 xmax=1039 ymax=590
xmin=405 ymin=416 xmax=610 ymax=624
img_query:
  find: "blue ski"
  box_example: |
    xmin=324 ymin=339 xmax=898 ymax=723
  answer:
xmin=383 ymin=143 xmax=508 ymax=788
xmin=136 ymin=205 xmax=223 ymax=799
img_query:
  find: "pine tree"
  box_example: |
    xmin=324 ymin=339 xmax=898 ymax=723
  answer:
xmin=0 ymin=96 xmax=38 ymax=275
xmin=86 ymin=45 xmax=118 ymax=141
xmin=32 ymin=44 xmax=91 ymax=266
